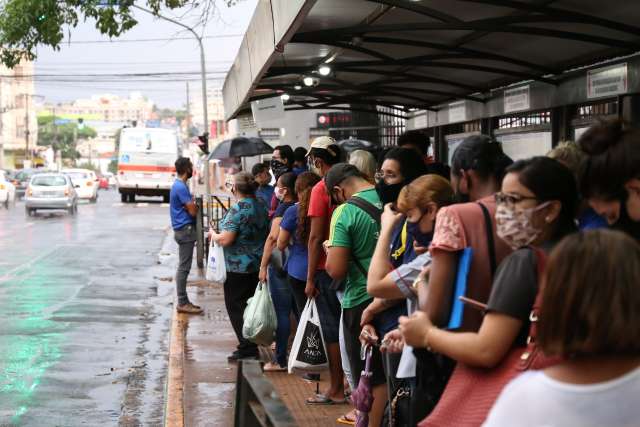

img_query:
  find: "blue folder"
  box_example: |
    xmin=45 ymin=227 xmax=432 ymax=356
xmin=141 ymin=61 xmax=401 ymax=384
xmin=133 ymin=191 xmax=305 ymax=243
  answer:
xmin=447 ymin=247 xmax=473 ymax=330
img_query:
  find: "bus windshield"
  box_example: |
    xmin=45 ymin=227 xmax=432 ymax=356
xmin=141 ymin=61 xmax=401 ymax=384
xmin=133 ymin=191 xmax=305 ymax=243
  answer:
xmin=120 ymin=130 xmax=178 ymax=154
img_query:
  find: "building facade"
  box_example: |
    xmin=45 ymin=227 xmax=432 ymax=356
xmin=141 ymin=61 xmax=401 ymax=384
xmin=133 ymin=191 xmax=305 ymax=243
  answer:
xmin=41 ymin=93 xmax=154 ymax=124
xmin=0 ymin=60 xmax=39 ymax=169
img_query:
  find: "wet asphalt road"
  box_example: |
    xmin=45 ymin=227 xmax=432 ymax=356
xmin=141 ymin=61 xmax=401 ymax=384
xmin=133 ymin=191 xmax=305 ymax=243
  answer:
xmin=0 ymin=189 xmax=177 ymax=426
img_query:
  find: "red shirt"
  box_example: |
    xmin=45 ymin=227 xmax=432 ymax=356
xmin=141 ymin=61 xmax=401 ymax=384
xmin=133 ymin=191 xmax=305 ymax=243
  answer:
xmin=307 ymin=180 xmax=333 ymax=270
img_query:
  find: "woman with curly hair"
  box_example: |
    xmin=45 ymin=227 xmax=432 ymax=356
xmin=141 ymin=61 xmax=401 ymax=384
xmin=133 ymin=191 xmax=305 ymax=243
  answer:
xmin=277 ymin=171 xmax=321 ymax=314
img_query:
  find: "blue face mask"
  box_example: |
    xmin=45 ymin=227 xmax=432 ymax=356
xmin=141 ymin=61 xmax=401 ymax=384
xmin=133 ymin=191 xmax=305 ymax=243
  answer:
xmin=406 ymin=216 xmax=434 ymax=247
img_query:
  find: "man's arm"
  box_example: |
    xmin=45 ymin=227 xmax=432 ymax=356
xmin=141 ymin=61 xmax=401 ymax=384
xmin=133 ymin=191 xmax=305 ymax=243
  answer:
xmin=326 ymin=246 xmax=350 ymax=280
xmin=185 ymin=199 xmax=198 ymax=217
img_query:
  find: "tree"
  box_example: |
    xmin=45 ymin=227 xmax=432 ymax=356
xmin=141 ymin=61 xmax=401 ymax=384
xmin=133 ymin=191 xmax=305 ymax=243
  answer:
xmin=37 ymin=116 xmax=97 ymax=160
xmin=0 ymin=0 xmax=242 ymax=68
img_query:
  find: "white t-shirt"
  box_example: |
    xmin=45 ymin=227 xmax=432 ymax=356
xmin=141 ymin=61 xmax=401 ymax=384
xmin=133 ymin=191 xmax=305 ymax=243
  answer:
xmin=484 ymin=366 xmax=640 ymax=427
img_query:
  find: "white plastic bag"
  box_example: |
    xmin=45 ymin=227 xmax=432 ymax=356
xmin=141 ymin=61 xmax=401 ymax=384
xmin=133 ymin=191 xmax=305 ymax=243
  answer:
xmin=288 ymin=298 xmax=329 ymax=374
xmin=205 ymin=239 xmax=226 ymax=283
xmin=242 ymin=281 xmax=277 ymax=346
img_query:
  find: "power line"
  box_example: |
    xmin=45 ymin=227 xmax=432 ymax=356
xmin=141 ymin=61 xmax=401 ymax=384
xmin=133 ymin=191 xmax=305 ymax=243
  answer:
xmin=58 ymin=34 xmax=244 ymax=44
xmin=3 ymin=71 xmax=228 ymax=78
xmin=35 ymin=60 xmax=233 ymax=65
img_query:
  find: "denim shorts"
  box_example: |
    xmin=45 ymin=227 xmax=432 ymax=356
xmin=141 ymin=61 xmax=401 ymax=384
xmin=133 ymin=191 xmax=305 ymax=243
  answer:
xmin=313 ymin=270 xmax=341 ymax=344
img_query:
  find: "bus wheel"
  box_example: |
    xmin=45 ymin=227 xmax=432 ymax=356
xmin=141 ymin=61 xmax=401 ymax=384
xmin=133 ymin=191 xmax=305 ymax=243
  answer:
xmin=121 ymin=193 xmax=127 ymax=203
xmin=129 ymin=194 xmax=135 ymax=203
xmin=163 ymin=194 xmax=170 ymax=203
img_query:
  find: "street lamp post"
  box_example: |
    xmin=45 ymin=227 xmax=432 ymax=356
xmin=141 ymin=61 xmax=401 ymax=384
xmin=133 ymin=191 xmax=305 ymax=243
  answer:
xmin=133 ymin=5 xmax=211 ymax=219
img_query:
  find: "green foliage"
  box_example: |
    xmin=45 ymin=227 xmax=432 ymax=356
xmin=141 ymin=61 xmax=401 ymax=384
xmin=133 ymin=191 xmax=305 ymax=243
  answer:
xmin=37 ymin=117 xmax=97 ymax=160
xmin=77 ymin=161 xmax=99 ymax=172
xmin=107 ymin=159 xmax=118 ymax=174
xmin=0 ymin=0 xmax=240 ymax=68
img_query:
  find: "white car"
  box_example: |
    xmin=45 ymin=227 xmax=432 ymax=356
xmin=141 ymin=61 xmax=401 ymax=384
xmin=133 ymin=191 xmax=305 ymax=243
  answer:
xmin=103 ymin=172 xmax=117 ymax=187
xmin=62 ymin=168 xmax=99 ymax=203
xmin=0 ymin=170 xmax=16 ymax=209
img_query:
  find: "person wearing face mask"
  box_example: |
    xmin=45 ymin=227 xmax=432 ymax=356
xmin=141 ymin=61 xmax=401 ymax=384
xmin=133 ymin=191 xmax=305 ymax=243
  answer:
xmin=417 ymin=134 xmax=513 ymax=333
xmin=365 ymin=175 xmax=455 ymax=425
xmin=324 ymin=163 xmax=389 ymax=426
xmin=252 ymin=162 xmax=274 ymax=208
xmin=169 ymin=157 xmax=203 ymax=315
xmin=303 ymin=137 xmax=346 ymax=405
xmin=268 ymin=145 xmax=294 ymax=217
xmin=210 ymin=172 xmax=269 ymax=362
xmin=257 ymin=172 xmax=297 ymax=371
xmin=578 ymin=118 xmax=640 ymax=241
xmin=376 ymin=147 xmax=427 ymax=268
xmin=399 ymin=157 xmax=578 ymax=426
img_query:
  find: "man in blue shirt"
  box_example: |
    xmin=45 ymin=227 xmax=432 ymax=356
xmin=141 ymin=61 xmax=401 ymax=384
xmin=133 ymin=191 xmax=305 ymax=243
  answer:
xmin=170 ymin=157 xmax=203 ymax=314
xmin=251 ymin=163 xmax=274 ymax=208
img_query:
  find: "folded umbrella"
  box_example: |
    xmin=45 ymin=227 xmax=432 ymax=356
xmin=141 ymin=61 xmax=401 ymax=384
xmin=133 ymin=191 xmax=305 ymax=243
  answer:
xmin=351 ymin=345 xmax=374 ymax=427
xmin=208 ymin=136 xmax=274 ymax=160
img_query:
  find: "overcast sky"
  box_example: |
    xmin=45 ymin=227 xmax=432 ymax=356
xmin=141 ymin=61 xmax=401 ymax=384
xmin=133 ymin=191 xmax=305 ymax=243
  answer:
xmin=34 ymin=0 xmax=258 ymax=109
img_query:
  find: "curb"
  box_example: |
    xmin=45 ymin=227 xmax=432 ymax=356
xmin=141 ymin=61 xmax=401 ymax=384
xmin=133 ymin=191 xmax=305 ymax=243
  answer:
xmin=164 ymin=310 xmax=186 ymax=427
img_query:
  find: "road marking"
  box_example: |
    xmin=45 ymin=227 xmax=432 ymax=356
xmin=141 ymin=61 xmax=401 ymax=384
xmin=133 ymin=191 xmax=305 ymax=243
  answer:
xmin=161 ymin=203 xmax=170 ymax=207
xmin=136 ymin=203 xmax=149 ymax=207
xmin=113 ymin=203 xmax=124 ymax=207
xmin=0 ymin=244 xmax=68 ymax=282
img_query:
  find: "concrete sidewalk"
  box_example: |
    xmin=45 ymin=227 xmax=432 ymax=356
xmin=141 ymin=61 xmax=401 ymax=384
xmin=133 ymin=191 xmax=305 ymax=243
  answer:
xmin=165 ymin=273 xmax=350 ymax=427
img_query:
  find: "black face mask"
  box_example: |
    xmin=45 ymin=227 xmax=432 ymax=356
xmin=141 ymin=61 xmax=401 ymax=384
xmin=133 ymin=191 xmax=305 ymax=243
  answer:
xmin=376 ymin=181 xmax=404 ymax=205
xmin=270 ymin=159 xmax=290 ymax=179
xmin=406 ymin=219 xmax=434 ymax=247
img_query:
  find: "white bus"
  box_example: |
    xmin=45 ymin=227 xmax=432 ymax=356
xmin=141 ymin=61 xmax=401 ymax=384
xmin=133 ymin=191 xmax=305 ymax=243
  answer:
xmin=116 ymin=127 xmax=181 ymax=203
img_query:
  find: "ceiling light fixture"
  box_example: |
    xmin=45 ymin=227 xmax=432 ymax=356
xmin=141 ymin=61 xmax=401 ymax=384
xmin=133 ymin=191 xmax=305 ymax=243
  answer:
xmin=294 ymin=85 xmax=302 ymax=90
xmin=303 ymin=76 xmax=314 ymax=87
xmin=318 ymin=65 xmax=331 ymax=76
xmin=280 ymin=93 xmax=290 ymax=101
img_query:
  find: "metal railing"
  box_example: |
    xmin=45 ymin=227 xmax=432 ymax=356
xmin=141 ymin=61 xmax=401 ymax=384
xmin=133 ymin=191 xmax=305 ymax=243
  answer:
xmin=234 ymin=360 xmax=296 ymax=427
xmin=195 ymin=195 xmax=232 ymax=269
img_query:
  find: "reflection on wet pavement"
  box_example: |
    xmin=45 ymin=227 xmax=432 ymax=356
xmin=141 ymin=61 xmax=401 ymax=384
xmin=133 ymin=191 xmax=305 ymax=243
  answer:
xmin=0 ymin=191 xmax=174 ymax=426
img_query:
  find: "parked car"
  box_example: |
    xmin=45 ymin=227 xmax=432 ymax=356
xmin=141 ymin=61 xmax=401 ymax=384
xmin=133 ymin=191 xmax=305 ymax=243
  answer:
xmin=24 ymin=173 xmax=78 ymax=216
xmin=0 ymin=170 xmax=16 ymax=209
xmin=13 ymin=168 xmax=45 ymax=199
xmin=62 ymin=168 xmax=98 ymax=203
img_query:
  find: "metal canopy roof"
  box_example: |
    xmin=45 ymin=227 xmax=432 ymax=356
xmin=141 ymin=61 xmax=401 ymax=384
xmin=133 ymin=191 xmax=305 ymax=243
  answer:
xmin=223 ymin=0 xmax=640 ymax=121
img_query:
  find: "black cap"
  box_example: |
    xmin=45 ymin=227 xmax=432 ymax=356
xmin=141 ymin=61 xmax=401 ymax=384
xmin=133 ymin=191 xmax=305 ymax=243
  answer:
xmin=324 ymin=163 xmax=363 ymax=191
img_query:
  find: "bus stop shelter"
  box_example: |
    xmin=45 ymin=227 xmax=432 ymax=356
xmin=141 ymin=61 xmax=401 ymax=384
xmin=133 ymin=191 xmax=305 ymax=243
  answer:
xmin=221 ymin=0 xmax=640 ymax=424
xmin=223 ymin=0 xmax=640 ymax=161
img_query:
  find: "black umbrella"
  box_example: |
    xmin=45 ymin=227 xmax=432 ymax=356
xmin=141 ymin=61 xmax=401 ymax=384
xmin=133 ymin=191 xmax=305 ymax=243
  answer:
xmin=208 ymin=136 xmax=274 ymax=160
xmin=337 ymin=138 xmax=375 ymax=154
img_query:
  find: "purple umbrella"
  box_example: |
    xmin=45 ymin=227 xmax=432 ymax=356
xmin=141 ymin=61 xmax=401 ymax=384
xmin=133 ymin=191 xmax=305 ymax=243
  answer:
xmin=351 ymin=345 xmax=374 ymax=427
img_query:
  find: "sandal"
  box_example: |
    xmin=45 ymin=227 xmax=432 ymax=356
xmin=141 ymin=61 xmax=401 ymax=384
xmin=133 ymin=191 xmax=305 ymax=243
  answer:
xmin=336 ymin=411 xmax=357 ymax=425
xmin=305 ymin=393 xmax=347 ymax=405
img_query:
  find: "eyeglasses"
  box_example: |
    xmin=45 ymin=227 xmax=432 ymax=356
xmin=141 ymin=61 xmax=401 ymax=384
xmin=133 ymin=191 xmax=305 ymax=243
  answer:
xmin=495 ymin=192 xmax=538 ymax=207
xmin=375 ymin=171 xmax=398 ymax=182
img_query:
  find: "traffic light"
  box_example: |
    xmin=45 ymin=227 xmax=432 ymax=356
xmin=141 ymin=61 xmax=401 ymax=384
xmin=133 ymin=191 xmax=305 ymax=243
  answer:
xmin=197 ymin=133 xmax=209 ymax=155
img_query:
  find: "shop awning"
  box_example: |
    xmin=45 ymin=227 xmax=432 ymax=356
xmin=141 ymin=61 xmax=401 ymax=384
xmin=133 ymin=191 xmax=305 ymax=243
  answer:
xmin=223 ymin=0 xmax=640 ymax=121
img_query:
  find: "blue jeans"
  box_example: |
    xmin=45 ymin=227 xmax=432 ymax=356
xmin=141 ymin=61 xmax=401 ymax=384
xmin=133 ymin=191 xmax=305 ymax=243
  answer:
xmin=268 ymin=265 xmax=293 ymax=367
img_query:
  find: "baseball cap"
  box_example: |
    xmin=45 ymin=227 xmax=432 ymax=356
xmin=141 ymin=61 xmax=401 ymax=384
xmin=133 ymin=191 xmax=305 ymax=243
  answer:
xmin=324 ymin=163 xmax=363 ymax=191
xmin=306 ymin=136 xmax=339 ymax=157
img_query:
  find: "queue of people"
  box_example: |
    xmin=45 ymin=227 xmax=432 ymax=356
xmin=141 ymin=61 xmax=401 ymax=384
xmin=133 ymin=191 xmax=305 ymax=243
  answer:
xmin=183 ymin=117 xmax=640 ymax=426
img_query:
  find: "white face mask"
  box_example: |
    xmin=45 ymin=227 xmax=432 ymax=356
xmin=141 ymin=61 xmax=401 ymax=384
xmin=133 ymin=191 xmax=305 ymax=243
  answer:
xmin=496 ymin=201 xmax=550 ymax=249
xmin=275 ymin=187 xmax=286 ymax=201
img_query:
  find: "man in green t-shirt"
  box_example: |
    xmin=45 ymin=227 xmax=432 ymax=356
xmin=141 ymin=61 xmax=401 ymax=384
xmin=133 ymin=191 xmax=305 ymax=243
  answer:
xmin=325 ymin=163 xmax=387 ymax=426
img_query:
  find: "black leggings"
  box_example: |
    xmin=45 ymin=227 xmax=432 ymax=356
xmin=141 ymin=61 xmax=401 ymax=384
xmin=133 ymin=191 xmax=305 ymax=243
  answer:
xmin=223 ymin=271 xmax=259 ymax=353
xmin=288 ymin=275 xmax=307 ymax=319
